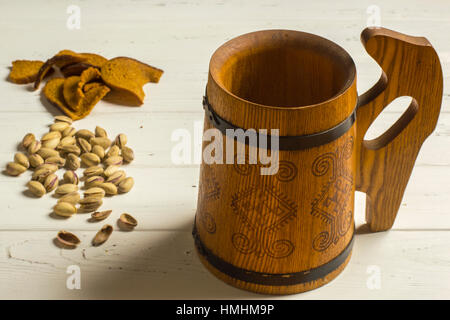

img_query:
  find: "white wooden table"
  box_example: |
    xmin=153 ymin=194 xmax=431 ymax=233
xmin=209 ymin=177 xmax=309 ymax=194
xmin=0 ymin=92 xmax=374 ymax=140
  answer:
xmin=0 ymin=0 xmax=449 ymax=299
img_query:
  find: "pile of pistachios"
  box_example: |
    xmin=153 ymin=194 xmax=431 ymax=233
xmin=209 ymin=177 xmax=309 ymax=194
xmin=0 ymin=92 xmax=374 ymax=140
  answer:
xmin=5 ymin=115 xmax=138 ymax=248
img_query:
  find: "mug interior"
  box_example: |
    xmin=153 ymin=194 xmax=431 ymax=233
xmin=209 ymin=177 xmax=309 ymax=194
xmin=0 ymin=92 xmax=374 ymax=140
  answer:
xmin=211 ymin=30 xmax=356 ymax=108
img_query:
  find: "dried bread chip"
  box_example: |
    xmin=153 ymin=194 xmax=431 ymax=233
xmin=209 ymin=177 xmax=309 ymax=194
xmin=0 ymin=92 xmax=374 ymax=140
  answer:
xmin=34 ymin=50 xmax=87 ymax=90
xmin=44 ymin=78 xmax=110 ymax=120
xmin=62 ymin=76 xmax=81 ymax=110
xmin=83 ymin=82 xmax=103 ymax=92
xmin=9 ymin=60 xmax=47 ymax=84
xmin=101 ymin=57 xmax=163 ymax=106
xmin=77 ymin=67 xmax=102 ymax=100
xmin=60 ymin=53 xmax=108 ymax=77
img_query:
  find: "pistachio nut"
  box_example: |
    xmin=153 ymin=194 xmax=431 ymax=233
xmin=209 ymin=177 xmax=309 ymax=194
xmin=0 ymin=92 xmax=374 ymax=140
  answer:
xmin=103 ymin=155 xmax=123 ymax=166
xmin=50 ymin=121 xmax=70 ymax=132
xmin=55 ymin=183 xmax=78 ymax=196
xmin=66 ymin=153 xmax=80 ymax=170
xmin=32 ymin=168 xmax=53 ymax=182
xmin=42 ymin=131 xmax=62 ymax=141
xmin=90 ymin=137 xmax=111 ymax=150
xmin=14 ymin=152 xmax=30 ymax=169
xmin=28 ymin=154 xmax=44 ymax=168
xmin=58 ymin=136 xmax=76 ymax=148
xmin=37 ymin=147 xmax=59 ymax=159
xmin=45 ymin=156 xmax=66 ymax=167
xmin=92 ymin=145 xmax=105 ymax=160
xmin=78 ymin=196 xmax=103 ymax=212
xmin=27 ymin=180 xmax=46 ymax=197
xmin=121 ymin=146 xmax=134 ymax=163
xmin=118 ymin=177 xmax=134 ymax=193
xmin=57 ymin=191 xmax=80 ymax=205
xmin=99 ymin=182 xmax=118 ymax=195
xmin=84 ymin=175 xmax=105 ymax=188
xmin=63 ymin=170 xmax=79 ymax=185
xmin=83 ymin=166 xmax=104 ymax=177
xmin=106 ymin=145 xmax=120 ymax=157
xmin=21 ymin=133 xmax=35 ymax=149
xmin=36 ymin=163 xmax=58 ymax=173
xmin=84 ymin=187 xmax=106 ymax=198
xmin=27 ymin=140 xmax=41 ymax=154
xmin=103 ymin=165 xmax=120 ymax=177
xmin=75 ymin=129 xmax=95 ymax=141
xmin=80 ymin=152 xmax=101 ymax=167
xmin=62 ymin=126 xmax=76 ymax=137
xmin=44 ymin=173 xmax=59 ymax=192
xmin=53 ymin=202 xmax=77 ymax=217
xmin=54 ymin=115 xmax=73 ymax=124
xmin=95 ymin=126 xmax=108 ymax=138
xmin=106 ymin=170 xmax=126 ymax=185
xmin=59 ymin=144 xmax=81 ymax=156
xmin=114 ymin=133 xmax=127 ymax=148
xmin=77 ymin=137 xmax=92 ymax=153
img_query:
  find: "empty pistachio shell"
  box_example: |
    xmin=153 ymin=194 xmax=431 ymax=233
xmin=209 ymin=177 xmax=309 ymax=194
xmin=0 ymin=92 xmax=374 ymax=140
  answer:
xmin=54 ymin=115 xmax=73 ymax=124
xmin=83 ymin=166 xmax=104 ymax=177
xmin=57 ymin=192 xmax=80 ymax=205
xmin=37 ymin=147 xmax=59 ymax=159
xmin=60 ymin=144 xmax=81 ymax=156
xmin=92 ymin=225 xmax=113 ymax=246
xmin=54 ymin=202 xmax=77 ymax=217
xmin=42 ymin=131 xmax=62 ymax=141
xmin=22 ymin=133 xmax=35 ymax=149
xmin=62 ymin=126 xmax=76 ymax=137
xmin=28 ymin=154 xmax=44 ymax=168
xmin=121 ymin=146 xmax=134 ymax=163
xmin=84 ymin=175 xmax=105 ymax=188
xmin=114 ymin=134 xmax=127 ymax=148
xmin=99 ymin=182 xmax=118 ymax=195
xmin=36 ymin=163 xmax=58 ymax=173
xmin=56 ymin=230 xmax=80 ymax=247
xmin=118 ymin=177 xmax=134 ymax=193
xmin=106 ymin=145 xmax=120 ymax=158
xmin=78 ymin=137 xmax=92 ymax=153
xmin=27 ymin=140 xmax=41 ymax=154
xmin=27 ymin=181 xmax=46 ymax=197
xmin=45 ymin=156 xmax=66 ymax=167
xmin=79 ymin=197 xmax=103 ymax=212
xmin=104 ymin=165 xmax=120 ymax=177
xmin=92 ymin=145 xmax=105 ymax=160
xmin=106 ymin=170 xmax=126 ymax=185
xmin=66 ymin=153 xmax=80 ymax=170
xmin=90 ymin=137 xmax=111 ymax=150
xmin=63 ymin=170 xmax=79 ymax=185
xmin=84 ymin=187 xmax=106 ymax=198
xmin=55 ymin=184 xmax=78 ymax=196
xmin=75 ymin=129 xmax=95 ymax=141
xmin=95 ymin=126 xmax=108 ymax=138
xmin=104 ymin=155 xmax=123 ymax=166
xmin=14 ymin=152 xmax=29 ymax=169
xmin=80 ymin=153 xmax=101 ymax=167
xmin=119 ymin=213 xmax=137 ymax=227
xmin=50 ymin=122 xmax=69 ymax=132
xmin=91 ymin=210 xmax=112 ymax=221
xmin=32 ymin=168 xmax=53 ymax=182
xmin=44 ymin=173 xmax=59 ymax=192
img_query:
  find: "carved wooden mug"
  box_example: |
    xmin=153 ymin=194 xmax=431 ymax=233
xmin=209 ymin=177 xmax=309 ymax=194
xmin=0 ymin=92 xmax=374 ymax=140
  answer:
xmin=193 ymin=27 xmax=443 ymax=294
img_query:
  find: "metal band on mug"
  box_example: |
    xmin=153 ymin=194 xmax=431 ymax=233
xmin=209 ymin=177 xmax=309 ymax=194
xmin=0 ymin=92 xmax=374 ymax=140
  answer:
xmin=203 ymin=94 xmax=357 ymax=151
xmin=192 ymin=221 xmax=355 ymax=286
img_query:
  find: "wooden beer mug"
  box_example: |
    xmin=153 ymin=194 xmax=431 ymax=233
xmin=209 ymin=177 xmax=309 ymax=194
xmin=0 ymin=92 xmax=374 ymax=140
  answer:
xmin=193 ymin=27 xmax=443 ymax=294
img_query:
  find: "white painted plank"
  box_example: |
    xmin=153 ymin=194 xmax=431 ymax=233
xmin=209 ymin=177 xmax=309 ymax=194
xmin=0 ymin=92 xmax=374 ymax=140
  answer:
xmin=0 ymin=229 xmax=448 ymax=299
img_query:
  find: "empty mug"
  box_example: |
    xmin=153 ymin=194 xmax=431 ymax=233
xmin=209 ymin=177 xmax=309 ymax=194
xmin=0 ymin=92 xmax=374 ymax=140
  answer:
xmin=193 ymin=27 xmax=443 ymax=294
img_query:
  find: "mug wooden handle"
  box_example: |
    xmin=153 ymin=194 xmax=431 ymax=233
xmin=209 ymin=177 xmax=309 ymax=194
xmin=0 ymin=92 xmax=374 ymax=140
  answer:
xmin=356 ymin=27 xmax=443 ymax=232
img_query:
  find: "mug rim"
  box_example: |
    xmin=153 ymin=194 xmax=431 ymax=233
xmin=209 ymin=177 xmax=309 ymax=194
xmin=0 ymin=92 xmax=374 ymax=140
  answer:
xmin=209 ymin=29 xmax=357 ymax=110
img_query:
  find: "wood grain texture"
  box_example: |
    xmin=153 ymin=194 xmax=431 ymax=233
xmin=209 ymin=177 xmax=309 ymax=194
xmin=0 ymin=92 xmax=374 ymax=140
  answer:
xmin=356 ymin=27 xmax=443 ymax=232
